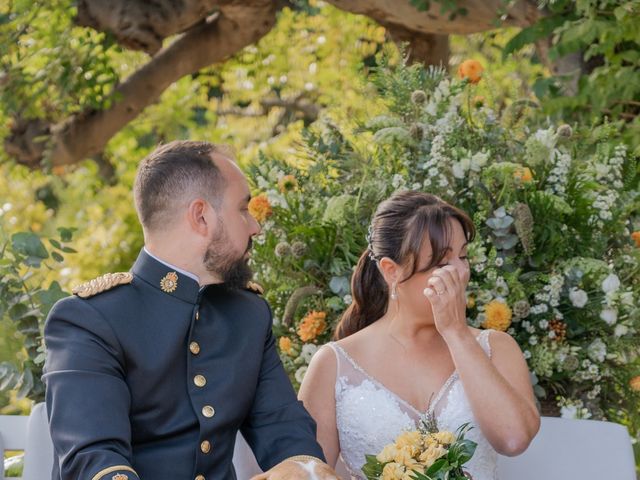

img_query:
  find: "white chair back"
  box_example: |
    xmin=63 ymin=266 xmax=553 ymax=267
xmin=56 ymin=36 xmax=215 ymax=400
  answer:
xmin=497 ymin=416 xmax=636 ymax=480
xmin=0 ymin=403 xmax=54 ymax=480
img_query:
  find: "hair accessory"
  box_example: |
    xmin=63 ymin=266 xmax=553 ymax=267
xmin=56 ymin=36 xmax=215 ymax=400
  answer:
xmin=366 ymin=224 xmax=376 ymax=261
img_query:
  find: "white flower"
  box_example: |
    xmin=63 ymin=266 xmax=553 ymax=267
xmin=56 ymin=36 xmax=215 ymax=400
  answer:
xmin=569 ymin=288 xmax=588 ymax=308
xmin=295 ymin=366 xmax=308 ymax=383
xmin=452 ymin=162 xmax=466 ymax=179
xmin=588 ymin=338 xmax=607 ymax=363
xmin=495 ymin=257 xmax=504 ymax=267
xmin=560 ymin=405 xmax=578 ymax=419
xmin=600 ymin=308 xmax=618 ymax=325
xmin=471 ymin=151 xmax=489 ymax=170
xmin=620 ymin=291 xmax=634 ymax=306
xmin=534 ymin=128 xmax=557 ymax=149
xmin=601 ymin=273 xmax=620 ymax=294
xmin=614 ymin=324 xmax=629 ymax=337
xmin=301 ymin=344 xmax=319 ymax=363
xmin=343 ymin=294 xmax=353 ymax=305
xmin=528 ymin=336 xmax=538 ymax=345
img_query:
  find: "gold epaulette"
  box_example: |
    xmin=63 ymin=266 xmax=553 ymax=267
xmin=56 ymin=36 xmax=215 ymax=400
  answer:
xmin=245 ymin=281 xmax=264 ymax=295
xmin=72 ymin=272 xmax=133 ymax=299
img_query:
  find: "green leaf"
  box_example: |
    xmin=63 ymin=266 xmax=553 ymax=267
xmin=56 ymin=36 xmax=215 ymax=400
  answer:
xmin=49 ymin=238 xmax=62 ymax=249
xmin=503 ymin=15 xmax=569 ymax=58
xmin=57 ymin=227 xmax=76 ymax=242
xmin=11 ymin=232 xmax=49 ymax=260
xmin=51 ymin=251 xmax=64 ymax=262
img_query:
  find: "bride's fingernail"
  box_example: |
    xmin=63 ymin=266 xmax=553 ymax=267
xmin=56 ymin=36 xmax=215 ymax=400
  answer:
xmin=423 ymin=288 xmax=434 ymax=296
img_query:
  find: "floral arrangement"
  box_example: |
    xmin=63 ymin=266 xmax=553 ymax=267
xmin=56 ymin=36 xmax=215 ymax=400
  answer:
xmin=246 ymin=56 xmax=640 ymax=449
xmin=361 ymin=416 xmax=476 ymax=480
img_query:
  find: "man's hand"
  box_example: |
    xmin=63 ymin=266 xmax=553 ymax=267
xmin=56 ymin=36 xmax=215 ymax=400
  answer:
xmin=250 ymin=456 xmax=339 ymax=479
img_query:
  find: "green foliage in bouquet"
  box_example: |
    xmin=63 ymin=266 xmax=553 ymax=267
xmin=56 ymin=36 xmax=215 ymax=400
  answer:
xmin=0 ymin=223 xmax=74 ymax=402
xmin=248 ymin=54 xmax=640 ymax=449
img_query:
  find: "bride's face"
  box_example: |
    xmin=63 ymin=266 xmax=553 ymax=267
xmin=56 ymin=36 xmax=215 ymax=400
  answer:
xmin=399 ymin=219 xmax=470 ymax=318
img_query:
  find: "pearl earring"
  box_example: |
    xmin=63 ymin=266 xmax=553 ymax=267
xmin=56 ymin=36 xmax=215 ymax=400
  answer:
xmin=390 ymin=281 xmax=398 ymax=300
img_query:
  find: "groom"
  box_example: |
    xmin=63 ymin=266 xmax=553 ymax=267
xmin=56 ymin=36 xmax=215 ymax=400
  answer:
xmin=44 ymin=141 xmax=336 ymax=479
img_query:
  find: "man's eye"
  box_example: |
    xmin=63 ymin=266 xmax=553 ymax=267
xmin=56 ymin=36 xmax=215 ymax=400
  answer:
xmin=460 ymin=256 xmax=468 ymax=260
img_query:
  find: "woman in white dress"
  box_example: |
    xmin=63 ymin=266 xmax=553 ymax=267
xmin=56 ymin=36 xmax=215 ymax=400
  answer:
xmin=299 ymin=191 xmax=540 ymax=480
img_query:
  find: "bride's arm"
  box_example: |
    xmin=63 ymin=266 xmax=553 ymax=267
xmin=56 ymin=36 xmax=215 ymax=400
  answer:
xmin=444 ymin=328 xmax=540 ymax=457
xmin=298 ymin=345 xmax=341 ymax=468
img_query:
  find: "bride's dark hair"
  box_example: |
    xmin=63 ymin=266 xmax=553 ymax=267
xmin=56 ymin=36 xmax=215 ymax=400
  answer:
xmin=334 ymin=191 xmax=475 ymax=340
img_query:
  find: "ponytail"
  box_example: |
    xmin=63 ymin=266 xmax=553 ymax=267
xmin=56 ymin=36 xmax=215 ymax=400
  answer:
xmin=334 ymin=249 xmax=389 ymax=340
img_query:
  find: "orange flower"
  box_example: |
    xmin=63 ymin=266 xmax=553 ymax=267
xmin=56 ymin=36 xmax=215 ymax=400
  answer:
xmin=630 ymin=376 xmax=640 ymax=392
xmin=482 ymin=300 xmax=512 ymax=332
xmin=632 ymin=231 xmax=640 ymax=247
xmin=248 ymin=194 xmax=272 ymax=222
xmin=514 ymin=167 xmax=534 ymax=183
xmin=278 ymin=174 xmax=298 ymax=193
xmin=457 ymin=59 xmax=484 ymax=84
xmin=297 ymin=311 xmax=327 ymax=342
xmin=279 ymin=336 xmax=294 ymax=355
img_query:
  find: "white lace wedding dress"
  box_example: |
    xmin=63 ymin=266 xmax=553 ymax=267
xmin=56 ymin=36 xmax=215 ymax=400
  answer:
xmin=327 ymin=329 xmax=497 ymax=480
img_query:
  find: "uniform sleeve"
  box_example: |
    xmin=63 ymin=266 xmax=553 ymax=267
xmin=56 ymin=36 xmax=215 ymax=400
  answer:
xmin=43 ymin=296 xmax=141 ymax=480
xmin=240 ymin=302 xmax=325 ymax=471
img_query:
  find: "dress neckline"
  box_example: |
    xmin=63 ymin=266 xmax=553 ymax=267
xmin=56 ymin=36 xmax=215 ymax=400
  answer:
xmin=332 ymin=330 xmax=490 ymax=417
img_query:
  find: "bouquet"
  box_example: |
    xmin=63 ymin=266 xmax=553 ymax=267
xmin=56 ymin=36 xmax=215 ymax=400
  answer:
xmin=362 ymin=414 xmax=477 ymax=480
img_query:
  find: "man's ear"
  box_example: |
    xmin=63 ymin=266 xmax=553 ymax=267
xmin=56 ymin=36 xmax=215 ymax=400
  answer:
xmin=186 ymin=198 xmax=216 ymax=237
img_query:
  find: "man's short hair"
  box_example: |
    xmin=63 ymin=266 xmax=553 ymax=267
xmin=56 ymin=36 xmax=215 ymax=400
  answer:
xmin=134 ymin=140 xmax=230 ymax=231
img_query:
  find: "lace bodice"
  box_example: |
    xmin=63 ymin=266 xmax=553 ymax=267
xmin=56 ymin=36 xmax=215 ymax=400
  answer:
xmin=328 ymin=330 xmax=498 ymax=480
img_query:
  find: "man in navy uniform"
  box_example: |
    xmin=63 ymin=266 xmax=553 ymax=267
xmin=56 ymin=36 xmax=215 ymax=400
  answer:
xmin=44 ymin=141 xmax=336 ymax=479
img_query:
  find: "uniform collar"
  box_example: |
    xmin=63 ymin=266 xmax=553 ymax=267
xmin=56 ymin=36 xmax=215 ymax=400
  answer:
xmin=131 ymin=249 xmax=202 ymax=304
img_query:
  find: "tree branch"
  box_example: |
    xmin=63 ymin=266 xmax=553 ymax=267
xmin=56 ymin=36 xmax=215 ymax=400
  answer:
xmin=325 ymin=0 xmax=540 ymax=35
xmin=5 ymin=1 xmax=277 ymax=169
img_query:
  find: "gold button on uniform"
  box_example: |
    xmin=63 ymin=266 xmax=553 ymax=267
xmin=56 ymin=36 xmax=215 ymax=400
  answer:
xmin=195 ymin=311 xmax=200 ymax=320
xmin=194 ymin=375 xmax=206 ymax=387
xmin=200 ymin=440 xmax=211 ymax=454
xmin=195 ymin=475 xmax=205 ymax=480
xmin=202 ymin=405 xmax=215 ymax=418
xmin=189 ymin=342 xmax=200 ymax=355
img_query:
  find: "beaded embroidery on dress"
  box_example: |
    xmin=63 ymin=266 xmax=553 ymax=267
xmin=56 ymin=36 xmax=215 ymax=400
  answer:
xmin=328 ymin=329 xmax=497 ymax=480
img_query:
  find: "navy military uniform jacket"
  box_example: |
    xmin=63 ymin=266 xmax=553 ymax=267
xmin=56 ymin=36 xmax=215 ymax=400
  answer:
xmin=43 ymin=249 xmax=324 ymax=480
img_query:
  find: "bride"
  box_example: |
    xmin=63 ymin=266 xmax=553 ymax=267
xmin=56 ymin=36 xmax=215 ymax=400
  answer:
xmin=299 ymin=191 xmax=540 ymax=480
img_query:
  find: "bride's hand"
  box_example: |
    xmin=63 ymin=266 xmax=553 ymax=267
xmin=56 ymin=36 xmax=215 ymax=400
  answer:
xmin=423 ymin=265 xmax=468 ymax=338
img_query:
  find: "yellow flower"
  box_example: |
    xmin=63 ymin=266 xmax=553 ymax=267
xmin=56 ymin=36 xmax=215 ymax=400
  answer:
xmin=395 ymin=430 xmax=423 ymax=450
xmin=631 ymin=231 xmax=640 ymax=248
xmin=278 ymin=174 xmax=298 ymax=193
xmin=514 ymin=166 xmax=534 ymax=183
xmin=297 ymin=311 xmax=327 ymax=342
xmin=466 ymin=295 xmax=476 ymax=309
xmin=630 ymin=376 xmax=640 ymax=392
xmin=483 ymin=300 xmax=513 ymax=331
xmin=377 ymin=444 xmax=399 ymax=464
xmin=419 ymin=444 xmax=447 ymax=468
xmin=279 ymin=337 xmax=293 ymax=355
xmin=248 ymin=194 xmax=272 ymax=223
xmin=394 ymin=446 xmax=420 ymax=466
xmin=433 ymin=430 xmax=456 ymax=445
xmin=457 ymin=59 xmax=483 ymax=84
xmin=381 ymin=462 xmax=406 ymax=480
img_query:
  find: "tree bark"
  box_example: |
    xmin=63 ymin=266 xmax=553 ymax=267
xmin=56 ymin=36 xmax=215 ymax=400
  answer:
xmin=384 ymin=23 xmax=450 ymax=66
xmin=326 ymin=0 xmax=540 ymax=35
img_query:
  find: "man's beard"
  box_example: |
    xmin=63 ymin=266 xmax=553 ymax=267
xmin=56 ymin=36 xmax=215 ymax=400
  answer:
xmin=203 ymin=220 xmax=253 ymax=289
